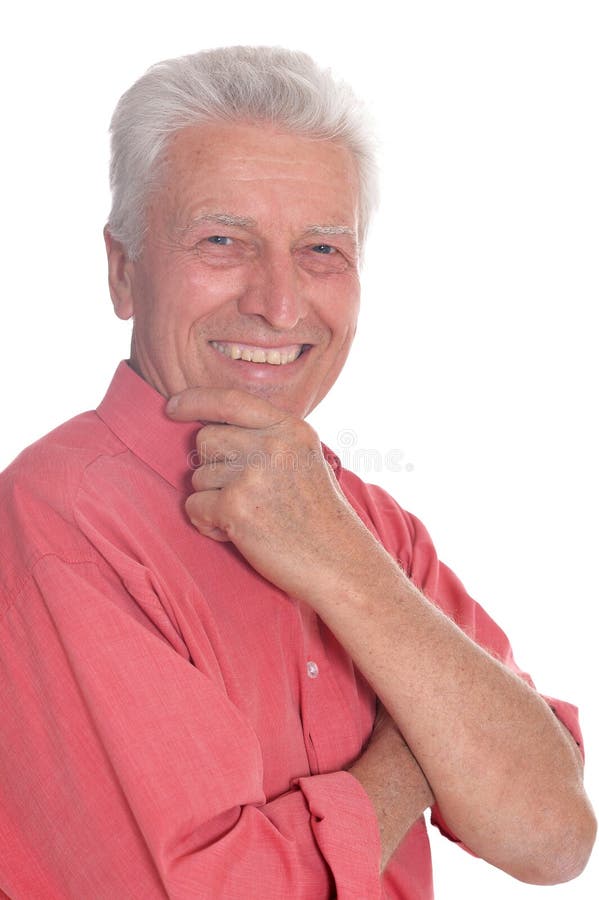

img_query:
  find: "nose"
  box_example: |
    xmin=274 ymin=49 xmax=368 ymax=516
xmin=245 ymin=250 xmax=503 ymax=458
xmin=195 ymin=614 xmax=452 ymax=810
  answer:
xmin=237 ymin=252 xmax=307 ymax=330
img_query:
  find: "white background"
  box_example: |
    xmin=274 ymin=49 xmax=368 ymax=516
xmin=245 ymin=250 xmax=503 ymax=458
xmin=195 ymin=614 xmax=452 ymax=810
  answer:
xmin=1 ymin=1 xmax=597 ymax=896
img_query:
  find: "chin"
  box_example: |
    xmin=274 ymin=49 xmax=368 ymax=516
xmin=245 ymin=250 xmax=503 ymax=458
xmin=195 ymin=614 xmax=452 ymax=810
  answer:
xmin=240 ymin=382 xmax=312 ymax=417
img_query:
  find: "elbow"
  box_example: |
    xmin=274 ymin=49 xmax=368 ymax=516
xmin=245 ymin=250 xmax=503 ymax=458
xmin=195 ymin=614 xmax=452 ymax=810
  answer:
xmin=515 ymin=795 xmax=597 ymax=886
xmin=551 ymin=799 xmax=598 ymax=884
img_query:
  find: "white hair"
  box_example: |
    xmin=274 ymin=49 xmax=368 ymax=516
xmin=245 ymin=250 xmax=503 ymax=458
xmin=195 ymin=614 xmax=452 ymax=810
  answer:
xmin=107 ymin=46 xmax=379 ymax=259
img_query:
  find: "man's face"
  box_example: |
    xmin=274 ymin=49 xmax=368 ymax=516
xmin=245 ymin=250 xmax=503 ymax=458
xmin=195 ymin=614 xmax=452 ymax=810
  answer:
xmin=108 ymin=122 xmax=361 ymax=418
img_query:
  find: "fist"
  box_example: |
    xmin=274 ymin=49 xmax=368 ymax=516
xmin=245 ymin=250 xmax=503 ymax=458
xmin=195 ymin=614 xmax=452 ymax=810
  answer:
xmin=167 ymin=386 xmax=368 ymax=600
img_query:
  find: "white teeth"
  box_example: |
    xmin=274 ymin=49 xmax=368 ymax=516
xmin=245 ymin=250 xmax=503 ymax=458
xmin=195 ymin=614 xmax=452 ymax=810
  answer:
xmin=211 ymin=342 xmax=303 ymax=365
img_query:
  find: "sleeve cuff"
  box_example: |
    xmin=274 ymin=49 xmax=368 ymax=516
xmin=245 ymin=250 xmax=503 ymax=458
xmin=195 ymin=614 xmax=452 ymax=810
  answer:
xmin=295 ymin=771 xmax=383 ymax=900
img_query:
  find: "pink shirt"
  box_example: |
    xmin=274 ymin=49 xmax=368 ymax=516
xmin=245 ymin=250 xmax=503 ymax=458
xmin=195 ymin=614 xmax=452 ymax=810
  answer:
xmin=0 ymin=362 xmax=582 ymax=899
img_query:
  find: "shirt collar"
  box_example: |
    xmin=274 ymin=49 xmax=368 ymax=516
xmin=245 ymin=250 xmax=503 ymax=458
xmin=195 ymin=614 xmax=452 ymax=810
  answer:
xmin=96 ymin=361 xmax=341 ymax=492
xmin=96 ymin=361 xmax=199 ymax=492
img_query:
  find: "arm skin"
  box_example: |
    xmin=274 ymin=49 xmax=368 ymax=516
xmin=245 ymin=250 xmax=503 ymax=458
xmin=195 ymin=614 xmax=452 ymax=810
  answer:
xmin=308 ymin=533 xmax=594 ymax=884
xmin=350 ymin=707 xmax=435 ymax=872
xmin=167 ymin=387 xmax=597 ymax=885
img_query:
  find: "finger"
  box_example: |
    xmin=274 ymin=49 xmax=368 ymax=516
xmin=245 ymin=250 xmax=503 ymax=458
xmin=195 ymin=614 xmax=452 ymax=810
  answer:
xmin=191 ymin=460 xmax=237 ymax=492
xmin=166 ymin=386 xmax=288 ymax=429
xmin=185 ymin=490 xmax=230 ymax=542
xmin=195 ymin=424 xmax=251 ymax=467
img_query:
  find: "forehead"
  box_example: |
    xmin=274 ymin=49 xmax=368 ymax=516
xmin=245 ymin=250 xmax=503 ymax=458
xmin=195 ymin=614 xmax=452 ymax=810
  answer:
xmin=157 ymin=122 xmax=360 ymax=228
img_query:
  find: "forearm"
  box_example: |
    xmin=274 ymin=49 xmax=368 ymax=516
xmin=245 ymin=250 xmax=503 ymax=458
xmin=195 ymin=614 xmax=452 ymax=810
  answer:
xmin=303 ymin=528 xmax=596 ymax=883
xmin=170 ymin=390 xmax=595 ymax=884
xmin=349 ymin=713 xmax=434 ymax=871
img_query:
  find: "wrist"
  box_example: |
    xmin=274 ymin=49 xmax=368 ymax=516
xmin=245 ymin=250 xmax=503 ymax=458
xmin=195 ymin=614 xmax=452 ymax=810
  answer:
xmin=295 ymin=509 xmax=403 ymax=614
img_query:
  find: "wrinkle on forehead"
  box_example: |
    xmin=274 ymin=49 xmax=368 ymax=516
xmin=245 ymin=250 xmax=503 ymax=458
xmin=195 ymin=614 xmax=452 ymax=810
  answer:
xmin=169 ymin=122 xmax=358 ymax=175
xmin=156 ymin=123 xmax=361 ymax=236
xmin=202 ymin=157 xmax=344 ymax=184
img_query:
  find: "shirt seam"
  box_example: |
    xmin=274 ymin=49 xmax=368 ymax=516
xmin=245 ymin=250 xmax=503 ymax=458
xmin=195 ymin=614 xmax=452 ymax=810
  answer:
xmin=1 ymin=550 xmax=119 ymax=624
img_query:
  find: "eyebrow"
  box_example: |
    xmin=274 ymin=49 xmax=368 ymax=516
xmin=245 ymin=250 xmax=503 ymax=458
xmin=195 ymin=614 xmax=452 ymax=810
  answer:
xmin=178 ymin=213 xmax=258 ymax=231
xmin=306 ymin=224 xmax=357 ymax=239
xmin=177 ymin=214 xmax=358 ymax=244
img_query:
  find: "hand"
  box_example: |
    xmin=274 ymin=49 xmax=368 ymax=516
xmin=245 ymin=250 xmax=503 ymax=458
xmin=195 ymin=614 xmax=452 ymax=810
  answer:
xmin=166 ymin=387 xmax=372 ymax=599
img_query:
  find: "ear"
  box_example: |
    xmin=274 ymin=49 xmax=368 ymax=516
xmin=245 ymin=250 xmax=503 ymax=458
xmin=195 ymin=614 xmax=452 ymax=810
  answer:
xmin=104 ymin=225 xmax=136 ymax=320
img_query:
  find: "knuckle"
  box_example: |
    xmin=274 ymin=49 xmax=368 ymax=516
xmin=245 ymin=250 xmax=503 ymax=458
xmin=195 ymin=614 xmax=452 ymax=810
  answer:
xmin=186 ymin=491 xmax=223 ymax=537
xmin=184 ymin=492 xmax=204 ymax=524
xmin=191 ymin=467 xmax=207 ymax=491
xmin=196 ymin=424 xmax=216 ymax=451
xmin=281 ymin=416 xmax=317 ymax=449
xmin=297 ymin=419 xmax=319 ymax=446
xmin=222 ymin=481 xmax=257 ymax=523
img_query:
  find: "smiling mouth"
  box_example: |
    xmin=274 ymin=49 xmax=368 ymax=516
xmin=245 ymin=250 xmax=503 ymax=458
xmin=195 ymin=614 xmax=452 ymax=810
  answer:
xmin=210 ymin=341 xmax=307 ymax=366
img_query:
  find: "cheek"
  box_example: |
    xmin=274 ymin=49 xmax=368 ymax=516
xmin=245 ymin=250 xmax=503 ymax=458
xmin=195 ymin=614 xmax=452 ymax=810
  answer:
xmin=322 ymin=279 xmax=360 ymax=344
xmin=154 ymin=258 xmax=248 ymax=321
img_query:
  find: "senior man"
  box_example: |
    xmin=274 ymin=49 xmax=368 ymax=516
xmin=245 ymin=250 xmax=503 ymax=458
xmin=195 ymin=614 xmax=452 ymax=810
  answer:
xmin=0 ymin=47 xmax=595 ymax=899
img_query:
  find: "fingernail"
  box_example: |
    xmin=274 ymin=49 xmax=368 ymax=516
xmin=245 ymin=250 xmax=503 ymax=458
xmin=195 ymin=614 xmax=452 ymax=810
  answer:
xmin=166 ymin=395 xmax=179 ymax=414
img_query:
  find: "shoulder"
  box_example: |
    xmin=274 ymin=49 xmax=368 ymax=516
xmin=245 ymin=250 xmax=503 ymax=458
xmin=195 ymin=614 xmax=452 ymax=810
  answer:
xmin=0 ymin=411 xmax=128 ymax=600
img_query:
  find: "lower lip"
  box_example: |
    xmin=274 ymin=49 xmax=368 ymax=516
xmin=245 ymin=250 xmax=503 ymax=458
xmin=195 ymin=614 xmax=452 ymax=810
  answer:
xmin=209 ymin=343 xmax=312 ymax=380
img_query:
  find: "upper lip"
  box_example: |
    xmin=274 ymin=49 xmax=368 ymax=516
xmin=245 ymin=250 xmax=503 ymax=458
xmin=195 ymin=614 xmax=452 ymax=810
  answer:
xmin=210 ymin=340 xmax=312 ymax=350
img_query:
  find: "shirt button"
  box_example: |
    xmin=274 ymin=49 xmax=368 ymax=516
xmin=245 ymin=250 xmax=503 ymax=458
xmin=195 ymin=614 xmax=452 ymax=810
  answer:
xmin=306 ymin=661 xmax=320 ymax=679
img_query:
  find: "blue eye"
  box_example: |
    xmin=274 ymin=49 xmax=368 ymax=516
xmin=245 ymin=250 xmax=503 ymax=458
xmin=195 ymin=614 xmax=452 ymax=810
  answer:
xmin=312 ymin=244 xmax=336 ymax=254
xmin=207 ymin=235 xmax=232 ymax=245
